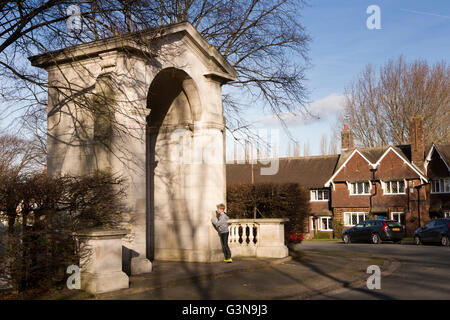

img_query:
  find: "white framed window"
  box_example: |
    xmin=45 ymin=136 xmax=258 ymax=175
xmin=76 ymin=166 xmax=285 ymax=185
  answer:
xmin=431 ymin=178 xmax=450 ymax=194
xmin=310 ymin=189 xmax=329 ymax=201
xmin=444 ymin=212 xmax=450 ymax=218
xmin=344 ymin=212 xmax=366 ymax=226
xmin=348 ymin=181 xmax=370 ymax=195
xmin=391 ymin=212 xmax=405 ymax=225
xmin=383 ymin=180 xmax=406 ymax=195
xmin=318 ymin=217 xmax=333 ymax=231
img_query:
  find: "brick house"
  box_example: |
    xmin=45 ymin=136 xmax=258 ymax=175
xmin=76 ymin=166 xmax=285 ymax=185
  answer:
xmin=226 ymin=116 xmax=449 ymax=238
xmin=425 ymin=143 xmax=450 ymax=219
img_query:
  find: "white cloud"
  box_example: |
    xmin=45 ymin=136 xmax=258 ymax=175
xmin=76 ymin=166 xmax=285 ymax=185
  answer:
xmin=254 ymin=93 xmax=346 ymax=127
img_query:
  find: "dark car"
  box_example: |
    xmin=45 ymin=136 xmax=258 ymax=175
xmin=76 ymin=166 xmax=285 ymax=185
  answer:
xmin=414 ymin=218 xmax=450 ymax=246
xmin=342 ymin=220 xmax=405 ymax=244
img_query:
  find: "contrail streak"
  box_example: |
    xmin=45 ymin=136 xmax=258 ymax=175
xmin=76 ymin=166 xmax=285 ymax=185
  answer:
xmin=400 ymin=8 xmax=450 ymax=19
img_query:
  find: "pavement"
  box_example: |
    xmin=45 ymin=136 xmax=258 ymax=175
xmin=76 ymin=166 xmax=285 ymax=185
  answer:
xmin=93 ymin=249 xmax=389 ymax=300
xmin=294 ymin=241 xmax=450 ymax=300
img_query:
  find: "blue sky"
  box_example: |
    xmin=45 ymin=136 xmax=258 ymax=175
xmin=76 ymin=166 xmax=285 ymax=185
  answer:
xmin=226 ymin=0 xmax=450 ymax=160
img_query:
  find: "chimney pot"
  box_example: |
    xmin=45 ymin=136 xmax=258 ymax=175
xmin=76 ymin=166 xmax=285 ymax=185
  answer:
xmin=341 ymin=124 xmax=354 ymax=151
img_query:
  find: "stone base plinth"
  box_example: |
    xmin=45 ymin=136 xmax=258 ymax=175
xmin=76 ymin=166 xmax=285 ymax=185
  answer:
xmin=131 ymin=257 xmax=153 ymax=275
xmin=81 ymin=271 xmax=129 ymax=294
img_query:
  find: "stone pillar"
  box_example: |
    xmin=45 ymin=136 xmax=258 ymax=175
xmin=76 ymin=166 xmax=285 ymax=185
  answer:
xmin=76 ymin=229 xmax=130 ymax=294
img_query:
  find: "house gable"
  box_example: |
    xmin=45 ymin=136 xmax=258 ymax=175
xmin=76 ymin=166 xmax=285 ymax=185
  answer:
xmin=426 ymin=144 xmax=450 ymax=177
xmin=375 ymin=147 xmax=426 ymax=181
xmin=426 ymin=145 xmax=450 ymax=178
xmin=325 ymin=149 xmax=374 ymax=186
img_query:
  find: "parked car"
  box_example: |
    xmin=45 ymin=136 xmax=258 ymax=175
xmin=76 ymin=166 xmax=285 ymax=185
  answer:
xmin=414 ymin=218 xmax=450 ymax=246
xmin=342 ymin=220 xmax=405 ymax=244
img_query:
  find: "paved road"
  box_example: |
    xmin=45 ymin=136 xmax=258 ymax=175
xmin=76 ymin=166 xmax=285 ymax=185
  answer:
xmin=294 ymin=241 xmax=450 ymax=300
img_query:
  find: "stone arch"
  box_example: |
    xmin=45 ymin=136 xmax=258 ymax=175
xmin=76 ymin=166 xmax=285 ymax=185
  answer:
xmin=147 ymin=67 xmax=202 ymax=129
xmin=146 ymin=67 xmax=202 ymax=260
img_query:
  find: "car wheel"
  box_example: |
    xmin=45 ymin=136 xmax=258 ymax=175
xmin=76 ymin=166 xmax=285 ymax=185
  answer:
xmin=441 ymin=235 xmax=449 ymax=246
xmin=371 ymin=233 xmax=381 ymax=244
xmin=414 ymin=236 xmax=422 ymax=245
xmin=343 ymin=234 xmax=351 ymax=244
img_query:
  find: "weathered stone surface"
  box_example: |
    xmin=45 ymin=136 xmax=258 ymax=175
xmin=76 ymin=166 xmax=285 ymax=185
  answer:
xmin=29 ymin=22 xmax=237 ymax=270
xmin=76 ymin=229 xmax=130 ymax=294
xmin=228 ymin=219 xmax=289 ymax=259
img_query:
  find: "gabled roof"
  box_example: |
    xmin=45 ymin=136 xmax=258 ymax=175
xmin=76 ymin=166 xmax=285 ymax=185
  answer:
xmin=325 ymin=145 xmax=428 ymax=187
xmin=425 ymin=143 xmax=450 ymax=172
xmin=226 ymin=155 xmax=339 ymax=189
xmin=28 ymin=22 xmax=237 ymax=83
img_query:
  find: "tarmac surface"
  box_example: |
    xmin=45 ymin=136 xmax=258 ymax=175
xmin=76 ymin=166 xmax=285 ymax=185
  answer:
xmin=96 ymin=249 xmax=388 ymax=300
xmin=296 ymin=241 xmax=450 ymax=300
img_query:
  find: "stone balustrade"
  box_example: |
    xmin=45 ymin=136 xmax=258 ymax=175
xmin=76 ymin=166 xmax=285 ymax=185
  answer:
xmin=228 ymin=219 xmax=289 ymax=258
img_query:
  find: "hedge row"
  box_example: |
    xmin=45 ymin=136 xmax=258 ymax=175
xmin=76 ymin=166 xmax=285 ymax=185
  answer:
xmin=226 ymin=183 xmax=310 ymax=241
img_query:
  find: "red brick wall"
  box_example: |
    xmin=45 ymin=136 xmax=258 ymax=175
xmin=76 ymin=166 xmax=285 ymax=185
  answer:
xmin=334 ymin=152 xmax=372 ymax=181
xmin=376 ymin=149 xmax=421 ymax=180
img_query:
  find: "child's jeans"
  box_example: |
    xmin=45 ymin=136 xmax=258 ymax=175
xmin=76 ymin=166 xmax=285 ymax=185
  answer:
xmin=219 ymin=232 xmax=231 ymax=260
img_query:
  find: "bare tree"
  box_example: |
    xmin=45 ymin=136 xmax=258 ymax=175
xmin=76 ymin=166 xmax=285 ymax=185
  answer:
xmin=303 ymin=140 xmax=309 ymax=156
xmin=293 ymin=141 xmax=300 ymax=157
xmin=340 ymin=56 xmax=450 ymax=147
xmin=0 ymin=134 xmax=40 ymax=176
xmin=328 ymin=132 xmax=337 ymax=155
xmin=0 ymin=0 xmax=311 ymax=154
xmin=320 ymin=133 xmax=327 ymax=155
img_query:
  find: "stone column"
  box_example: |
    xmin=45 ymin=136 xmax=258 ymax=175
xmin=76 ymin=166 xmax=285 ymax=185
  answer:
xmin=76 ymin=229 xmax=130 ymax=294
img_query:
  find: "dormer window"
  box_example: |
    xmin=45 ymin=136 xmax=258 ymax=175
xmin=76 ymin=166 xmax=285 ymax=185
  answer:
xmin=310 ymin=189 xmax=329 ymax=201
xmin=348 ymin=181 xmax=370 ymax=195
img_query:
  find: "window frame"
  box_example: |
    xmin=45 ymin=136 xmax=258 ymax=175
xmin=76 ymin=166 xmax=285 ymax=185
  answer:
xmin=347 ymin=181 xmax=371 ymax=196
xmin=430 ymin=178 xmax=450 ymax=194
xmin=383 ymin=180 xmax=406 ymax=195
xmin=310 ymin=189 xmax=330 ymax=202
xmin=391 ymin=212 xmax=405 ymax=224
xmin=318 ymin=217 xmax=333 ymax=231
xmin=344 ymin=212 xmax=366 ymax=227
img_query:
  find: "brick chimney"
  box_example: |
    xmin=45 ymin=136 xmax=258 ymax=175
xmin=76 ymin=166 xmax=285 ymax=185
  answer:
xmin=410 ymin=116 xmax=425 ymax=168
xmin=341 ymin=124 xmax=354 ymax=151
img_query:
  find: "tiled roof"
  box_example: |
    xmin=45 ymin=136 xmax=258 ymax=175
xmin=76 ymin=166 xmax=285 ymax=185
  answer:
xmin=226 ymin=155 xmax=339 ymax=189
xmin=435 ymin=143 xmax=450 ymax=167
xmin=227 ymin=142 xmax=445 ymax=188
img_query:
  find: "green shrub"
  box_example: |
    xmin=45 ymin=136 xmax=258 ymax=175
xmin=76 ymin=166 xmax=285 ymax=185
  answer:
xmin=333 ymin=219 xmax=344 ymax=239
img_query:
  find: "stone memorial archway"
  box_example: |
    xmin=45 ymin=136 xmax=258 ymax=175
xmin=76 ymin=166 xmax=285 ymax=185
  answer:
xmin=29 ymin=22 xmax=237 ymax=274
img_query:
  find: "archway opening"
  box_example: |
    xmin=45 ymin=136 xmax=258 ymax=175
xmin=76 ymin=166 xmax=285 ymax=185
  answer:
xmin=146 ymin=68 xmax=199 ymax=260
